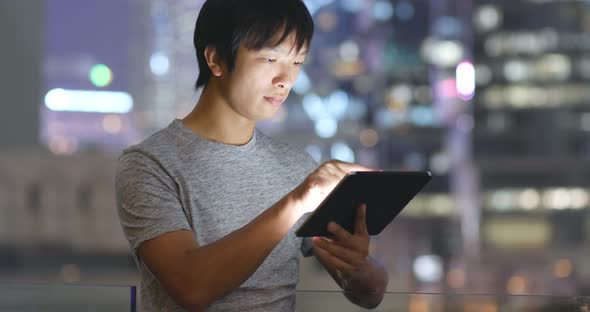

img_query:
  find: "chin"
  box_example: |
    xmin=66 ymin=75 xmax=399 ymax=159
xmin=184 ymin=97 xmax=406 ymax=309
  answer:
xmin=253 ymin=114 xmax=275 ymax=123
xmin=252 ymin=108 xmax=281 ymax=122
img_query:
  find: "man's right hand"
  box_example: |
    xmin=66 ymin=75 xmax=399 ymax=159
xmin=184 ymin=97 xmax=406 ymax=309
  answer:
xmin=292 ymin=160 xmax=380 ymax=217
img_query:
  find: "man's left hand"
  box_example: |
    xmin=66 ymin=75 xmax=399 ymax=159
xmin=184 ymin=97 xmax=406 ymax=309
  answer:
xmin=312 ymin=203 xmax=370 ymax=279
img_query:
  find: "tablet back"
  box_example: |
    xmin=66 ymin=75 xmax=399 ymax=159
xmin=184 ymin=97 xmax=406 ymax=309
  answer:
xmin=295 ymin=171 xmax=432 ymax=237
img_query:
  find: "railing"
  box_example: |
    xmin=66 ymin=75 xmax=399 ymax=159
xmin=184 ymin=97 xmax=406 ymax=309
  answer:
xmin=1 ymin=283 xmax=588 ymax=311
xmin=0 ymin=282 xmax=136 ymax=311
xmin=295 ymin=290 xmax=590 ymax=312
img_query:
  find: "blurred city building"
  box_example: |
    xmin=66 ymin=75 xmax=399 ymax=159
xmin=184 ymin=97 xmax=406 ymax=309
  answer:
xmin=0 ymin=0 xmax=589 ymax=304
xmin=0 ymin=1 xmax=43 ymax=148
xmin=472 ymin=0 xmax=590 ymax=295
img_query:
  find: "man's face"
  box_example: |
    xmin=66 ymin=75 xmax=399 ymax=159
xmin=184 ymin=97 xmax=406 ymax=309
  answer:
xmin=219 ymin=34 xmax=307 ymax=122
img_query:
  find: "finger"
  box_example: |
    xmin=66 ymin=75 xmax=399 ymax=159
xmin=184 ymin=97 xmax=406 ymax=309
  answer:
xmin=313 ymin=237 xmax=363 ymax=267
xmin=326 ymin=161 xmax=349 ymax=176
xmin=327 ymin=221 xmax=353 ymax=242
xmin=355 ymin=204 xmax=369 ymax=236
xmin=316 ymin=236 xmax=337 ymax=244
xmin=307 ymin=175 xmax=334 ymax=196
xmin=326 ymin=167 xmax=346 ymax=182
xmin=325 ymin=237 xmax=337 ymax=243
xmin=321 ymin=162 xmax=348 ymax=181
xmin=313 ymin=242 xmax=356 ymax=274
xmin=334 ymin=161 xmax=381 ymax=173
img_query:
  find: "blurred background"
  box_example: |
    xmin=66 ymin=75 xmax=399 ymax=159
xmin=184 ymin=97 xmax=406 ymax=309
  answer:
xmin=1 ymin=0 xmax=590 ymax=304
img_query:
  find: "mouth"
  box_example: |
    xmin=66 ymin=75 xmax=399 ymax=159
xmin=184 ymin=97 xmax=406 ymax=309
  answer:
xmin=264 ymin=96 xmax=286 ymax=106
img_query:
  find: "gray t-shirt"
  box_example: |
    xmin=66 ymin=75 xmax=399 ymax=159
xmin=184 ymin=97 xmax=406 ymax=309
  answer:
xmin=116 ymin=119 xmax=318 ymax=311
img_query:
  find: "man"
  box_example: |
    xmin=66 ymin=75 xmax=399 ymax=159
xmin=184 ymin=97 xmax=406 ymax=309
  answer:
xmin=116 ymin=0 xmax=388 ymax=311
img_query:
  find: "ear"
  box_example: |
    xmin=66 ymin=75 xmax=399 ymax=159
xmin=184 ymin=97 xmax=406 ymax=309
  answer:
xmin=204 ymin=46 xmax=224 ymax=77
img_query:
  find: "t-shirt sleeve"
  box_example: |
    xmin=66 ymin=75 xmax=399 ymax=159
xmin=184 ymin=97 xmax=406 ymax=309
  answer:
xmin=115 ymin=150 xmax=192 ymax=256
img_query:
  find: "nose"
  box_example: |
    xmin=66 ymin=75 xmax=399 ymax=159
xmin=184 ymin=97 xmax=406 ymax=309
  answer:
xmin=273 ymin=65 xmax=295 ymax=89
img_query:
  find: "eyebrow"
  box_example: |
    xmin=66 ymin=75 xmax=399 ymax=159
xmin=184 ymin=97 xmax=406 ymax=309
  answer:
xmin=270 ymin=46 xmax=308 ymax=56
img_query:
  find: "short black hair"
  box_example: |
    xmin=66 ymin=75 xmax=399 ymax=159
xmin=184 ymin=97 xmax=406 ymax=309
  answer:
xmin=193 ymin=0 xmax=314 ymax=90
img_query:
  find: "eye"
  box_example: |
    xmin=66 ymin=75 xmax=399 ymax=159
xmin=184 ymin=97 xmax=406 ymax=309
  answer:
xmin=265 ymin=58 xmax=277 ymax=63
xmin=294 ymin=61 xmax=304 ymax=66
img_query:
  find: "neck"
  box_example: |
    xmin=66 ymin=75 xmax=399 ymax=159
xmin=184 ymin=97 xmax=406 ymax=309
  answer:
xmin=181 ymin=82 xmax=256 ymax=146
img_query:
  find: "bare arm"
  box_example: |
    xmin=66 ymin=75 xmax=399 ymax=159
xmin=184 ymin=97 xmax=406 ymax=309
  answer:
xmin=138 ymin=160 xmax=375 ymax=311
xmin=138 ymin=190 xmax=303 ymax=311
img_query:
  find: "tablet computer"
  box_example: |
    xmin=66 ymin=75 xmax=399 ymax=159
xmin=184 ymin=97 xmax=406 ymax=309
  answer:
xmin=295 ymin=171 xmax=432 ymax=237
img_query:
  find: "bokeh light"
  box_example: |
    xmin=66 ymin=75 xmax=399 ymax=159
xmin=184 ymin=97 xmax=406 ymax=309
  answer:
xmin=89 ymin=64 xmax=113 ymax=87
